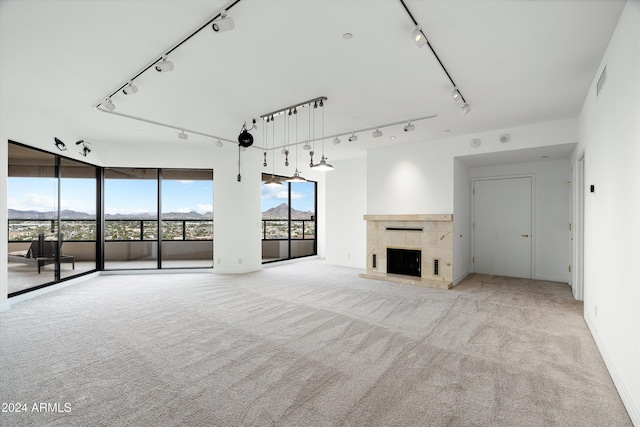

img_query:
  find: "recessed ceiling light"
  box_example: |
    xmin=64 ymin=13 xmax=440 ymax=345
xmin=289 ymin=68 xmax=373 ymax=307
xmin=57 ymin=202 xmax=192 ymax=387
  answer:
xmin=444 ymin=129 xmax=450 ymax=132
xmin=137 ymin=130 xmax=143 ymax=133
xmin=343 ymin=32 xmax=353 ymax=40
xmin=541 ymin=155 xmax=549 ymax=159
xmin=390 ymin=136 xmax=396 ymax=140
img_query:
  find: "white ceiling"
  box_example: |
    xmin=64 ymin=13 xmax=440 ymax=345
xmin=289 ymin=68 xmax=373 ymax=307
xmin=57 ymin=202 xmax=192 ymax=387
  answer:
xmin=0 ymin=0 xmax=625 ymax=162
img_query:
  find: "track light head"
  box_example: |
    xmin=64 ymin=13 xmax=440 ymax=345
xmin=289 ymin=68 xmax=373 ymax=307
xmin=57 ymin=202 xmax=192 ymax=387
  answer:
xmin=212 ymin=12 xmax=234 ymax=32
xmin=123 ymin=82 xmax=138 ymax=95
xmin=372 ymin=129 xmax=383 ymax=138
xmin=215 ymin=139 xmax=224 ymax=147
xmin=412 ymin=27 xmax=427 ymax=48
xmin=461 ymin=103 xmax=471 ymax=116
xmin=333 ymin=136 xmax=341 ymax=145
xmin=54 ymin=137 xmax=67 ymax=151
xmin=303 ymin=143 xmax=312 ymax=150
xmin=155 ymin=57 xmax=174 ymax=72
xmin=451 ymin=87 xmax=461 ymax=101
xmin=178 ymin=130 xmax=188 ymax=140
xmin=102 ymin=98 xmax=115 ymax=111
xmin=348 ymin=133 xmax=358 ymax=142
xmin=404 ymin=122 xmax=415 ymax=132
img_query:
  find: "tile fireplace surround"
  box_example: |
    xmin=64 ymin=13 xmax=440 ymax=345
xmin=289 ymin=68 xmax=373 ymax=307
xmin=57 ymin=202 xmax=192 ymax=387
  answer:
xmin=360 ymin=214 xmax=453 ymax=290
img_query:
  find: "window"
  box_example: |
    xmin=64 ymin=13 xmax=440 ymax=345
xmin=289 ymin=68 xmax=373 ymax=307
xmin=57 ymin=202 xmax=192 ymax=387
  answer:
xmin=104 ymin=168 xmax=158 ymax=269
xmin=261 ymin=175 xmax=316 ymax=262
xmin=7 ymin=142 xmax=98 ymax=296
xmin=161 ymin=169 xmax=213 ymax=268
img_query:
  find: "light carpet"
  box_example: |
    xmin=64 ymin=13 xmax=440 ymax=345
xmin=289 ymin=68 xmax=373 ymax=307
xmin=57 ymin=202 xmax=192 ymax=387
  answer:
xmin=0 ymin=260 xmax=632 ymax=426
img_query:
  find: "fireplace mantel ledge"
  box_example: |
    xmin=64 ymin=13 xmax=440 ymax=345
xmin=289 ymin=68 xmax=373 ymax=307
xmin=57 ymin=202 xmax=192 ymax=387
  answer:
xmin=364 ymin=214 xmax=452 ymax=222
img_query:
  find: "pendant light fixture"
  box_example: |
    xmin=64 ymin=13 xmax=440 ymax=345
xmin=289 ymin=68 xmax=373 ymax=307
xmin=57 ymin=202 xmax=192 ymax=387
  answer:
xmin=311 ymin=100 xmax=334 ymax=171
xmin=264 ymin=114 xmax=282 ymax=187
xmin=287 ymin=108 xmax=306 ymax=182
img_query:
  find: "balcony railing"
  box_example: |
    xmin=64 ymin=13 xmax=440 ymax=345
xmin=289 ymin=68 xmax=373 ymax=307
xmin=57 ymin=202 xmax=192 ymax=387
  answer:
xmin=9 ymin=219 xmax=213 ymax=242
xmin=262 ymin=219 xmax=316 ymax=240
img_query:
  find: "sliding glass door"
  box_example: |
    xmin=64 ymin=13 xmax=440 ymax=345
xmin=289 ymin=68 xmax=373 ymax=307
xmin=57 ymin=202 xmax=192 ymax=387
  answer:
xmin=7 ymin=142 xmax=98 ymax=296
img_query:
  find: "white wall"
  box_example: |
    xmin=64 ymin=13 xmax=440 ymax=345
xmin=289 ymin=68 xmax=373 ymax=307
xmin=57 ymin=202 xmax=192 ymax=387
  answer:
xmin=366 ymin=118 xmax=578 ymax=215
xmin=453 ymin=158 xmax=471 ymax=284
xmin=469 ymin=159 xmax=571 ymax=283
xmin=325 ymin=156 xmax=367 ymax=269
xmin=573 ymin=1 xmax=640 ymax=423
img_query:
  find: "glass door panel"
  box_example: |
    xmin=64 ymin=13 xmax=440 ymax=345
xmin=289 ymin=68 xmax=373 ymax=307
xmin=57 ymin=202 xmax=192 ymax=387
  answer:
xmin=59 ymin=158 xmax=97 ymax=279
xmin=7 ymin=143 xmax=58 ymax=294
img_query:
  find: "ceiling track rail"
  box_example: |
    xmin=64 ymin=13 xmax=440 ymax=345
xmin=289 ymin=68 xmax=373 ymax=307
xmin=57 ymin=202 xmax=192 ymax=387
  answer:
xmin=93 ymin=0 xmax=242 ymax=109
xmin=398 ymin=0 xmax=467 ymax=104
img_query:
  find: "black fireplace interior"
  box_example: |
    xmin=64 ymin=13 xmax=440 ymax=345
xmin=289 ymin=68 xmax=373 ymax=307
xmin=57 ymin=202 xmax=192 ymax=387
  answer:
xmin=387 ymin=248 xmax=421 ymax=277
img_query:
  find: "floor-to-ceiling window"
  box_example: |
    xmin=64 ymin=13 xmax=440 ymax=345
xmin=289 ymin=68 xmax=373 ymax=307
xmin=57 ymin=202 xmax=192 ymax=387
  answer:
xmin=7 ymin=142 xmax=98 ymax=296
xmin=59 ymin=157 xmax=97 ymax=279
xmin=261 ymin=174 xmax=316 ymax=262
xmin=104 ymin=168 xmax=159 ymax=269
xmin=103 ymin=167 xmax=214 ymax=270
xmin=161 ymin=169 xmax=213 ymax=268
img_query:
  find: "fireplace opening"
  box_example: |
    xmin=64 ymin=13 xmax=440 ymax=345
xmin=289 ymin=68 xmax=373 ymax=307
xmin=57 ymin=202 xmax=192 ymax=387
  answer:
xmin=387 ymin=248 xmax=421 ymax=277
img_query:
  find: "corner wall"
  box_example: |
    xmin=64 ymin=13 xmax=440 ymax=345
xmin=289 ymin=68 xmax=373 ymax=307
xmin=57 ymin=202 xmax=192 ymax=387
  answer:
xmin=574 ymin=1 xmax=640 ymax=423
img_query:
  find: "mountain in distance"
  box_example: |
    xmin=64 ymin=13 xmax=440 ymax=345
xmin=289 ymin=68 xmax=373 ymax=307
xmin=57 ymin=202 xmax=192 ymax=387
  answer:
xmin=262 ymin=203 xmax=313 ymax=220
xmin=8 ymin=209 xmax=213 ymax=220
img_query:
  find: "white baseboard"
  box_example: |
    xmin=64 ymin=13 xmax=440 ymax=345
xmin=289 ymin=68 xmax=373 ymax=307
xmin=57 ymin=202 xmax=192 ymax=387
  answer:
xmin=585 ymin=313 xmax=640 ymax=426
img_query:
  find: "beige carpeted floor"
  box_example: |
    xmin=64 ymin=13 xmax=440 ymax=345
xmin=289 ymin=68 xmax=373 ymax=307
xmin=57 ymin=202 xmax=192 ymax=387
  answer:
xmin=0 ymin=260 xmax=631 ymax=426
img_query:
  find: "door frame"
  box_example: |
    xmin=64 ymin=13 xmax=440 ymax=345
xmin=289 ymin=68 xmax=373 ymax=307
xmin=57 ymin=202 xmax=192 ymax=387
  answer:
xmin=573 ymin=153 xmax=586 ymax=300
xmin=471 ymin=174 xmax=536 ymax=278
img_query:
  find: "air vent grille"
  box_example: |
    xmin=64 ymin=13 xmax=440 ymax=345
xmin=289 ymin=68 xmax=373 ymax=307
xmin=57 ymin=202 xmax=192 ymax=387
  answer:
xmin=433 ymin=258 xmax=440 ymax=276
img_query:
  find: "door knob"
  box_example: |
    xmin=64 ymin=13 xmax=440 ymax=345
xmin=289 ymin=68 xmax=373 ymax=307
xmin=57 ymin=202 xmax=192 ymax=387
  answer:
xmin=521 ymin=234 xmax=529 ymax=237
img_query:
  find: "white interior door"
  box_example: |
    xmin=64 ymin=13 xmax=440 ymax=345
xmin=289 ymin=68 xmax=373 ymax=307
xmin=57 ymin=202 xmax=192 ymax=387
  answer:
xmin=473 ymin=177 xmax=533 ymax=278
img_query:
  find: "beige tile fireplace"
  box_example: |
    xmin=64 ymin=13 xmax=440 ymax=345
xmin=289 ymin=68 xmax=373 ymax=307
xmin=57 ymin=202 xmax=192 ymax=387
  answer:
xmin=359 ymin=214 xmax=453 ymax=289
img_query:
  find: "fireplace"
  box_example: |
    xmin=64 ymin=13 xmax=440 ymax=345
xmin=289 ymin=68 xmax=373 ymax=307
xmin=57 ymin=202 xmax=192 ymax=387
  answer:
xmin=360 ymin=214 xmax=453 ymax=289
xmin=387 ymin=248 xmax=421 ymax=277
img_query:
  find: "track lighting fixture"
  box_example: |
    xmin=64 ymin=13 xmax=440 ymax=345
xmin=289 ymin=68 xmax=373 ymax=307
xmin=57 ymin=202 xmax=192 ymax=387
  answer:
xmin=303 ymin=143 xmax=312 ymax=150
xmin=76 ymin=140 xmax=91 ymax=156
xmin=54 ymin=137 xmax=67 ymax=151
xmin=461 ymin=103 xmax=471 ymax=116
xmin=178 ymin=130 xmax=188 ymax=140
xmin=404 ymin=122 xmax=415 ymax=132
xmin=372 ymin=128 xmax=383 ymax=138
xmin=212 ymin=11 xmax=234 ymax=32
xmin=412 ymin=26 xmax=427 ymax=48
xmin=215 ymin=139 xmax=223 ymax=147
xmin=333 ymin=137 xmax=341 ymax=145
xmin=123 ymin=82 xmax=138 ymax=95
xmin=102 ymin=98 xmax=115 ymax=111
xmin=155 ymin=57 xmax=174 ymax=72
xmin=451 ymin=87 xmax=461 ymax=101
xmin=348 ymin=133 xmax=358 ymax=142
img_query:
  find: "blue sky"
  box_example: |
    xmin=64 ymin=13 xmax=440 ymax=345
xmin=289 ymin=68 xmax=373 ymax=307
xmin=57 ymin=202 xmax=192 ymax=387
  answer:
xmin=9 ymin=177 xmax=315 ymax=214
xmin=261 ymin=181 xmax=315 ymax=212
